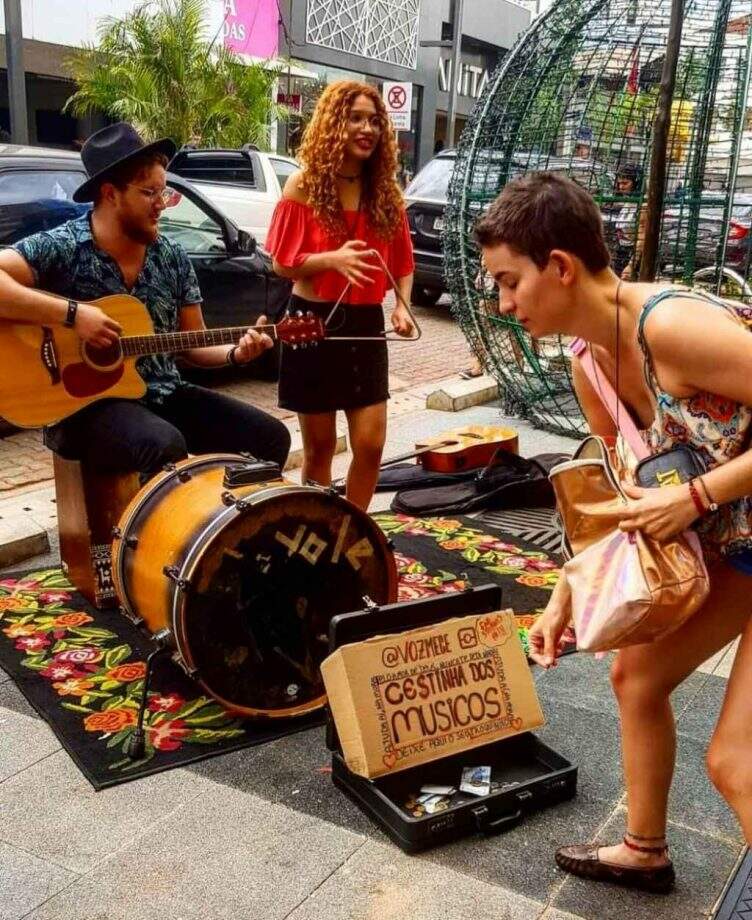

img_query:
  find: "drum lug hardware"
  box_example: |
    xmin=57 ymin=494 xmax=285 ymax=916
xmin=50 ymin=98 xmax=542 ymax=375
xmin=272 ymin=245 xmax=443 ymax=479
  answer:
xmin=172 ymin=651 xmax=198 ymax=679
xmin=111 ymin=525 xmax=137 ymax=549
xmin=162 ymin=462 xmax=177 ymax=472
xmin=119 ymin=605 xmax=143 ymax=627
xmin=153 ymin=627 xmax=175 ymax=649
xmin=362 ymin=595 xmax=380 ymax=612
xmin=177 ymin=470 xmax=192 ymax=483
xmin=163 ymin=564 xmax=191 ymax=592
xmin=221 ymin=490 xmax=251 ymax=512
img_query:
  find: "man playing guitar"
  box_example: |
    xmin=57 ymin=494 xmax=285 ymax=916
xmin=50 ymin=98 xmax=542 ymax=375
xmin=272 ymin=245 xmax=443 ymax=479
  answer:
xmin=0 ymin=123 xmax=290 ymax=479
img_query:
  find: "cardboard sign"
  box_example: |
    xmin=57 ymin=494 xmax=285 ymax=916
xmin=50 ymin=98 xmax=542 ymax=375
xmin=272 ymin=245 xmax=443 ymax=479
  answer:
xmin=321 ymin=610 xmax=544 ymax=779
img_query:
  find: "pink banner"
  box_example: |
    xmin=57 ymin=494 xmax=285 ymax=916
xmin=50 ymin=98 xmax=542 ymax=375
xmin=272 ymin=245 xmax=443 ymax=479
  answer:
xmin=223 ymin=0 xmax=279 ymax=58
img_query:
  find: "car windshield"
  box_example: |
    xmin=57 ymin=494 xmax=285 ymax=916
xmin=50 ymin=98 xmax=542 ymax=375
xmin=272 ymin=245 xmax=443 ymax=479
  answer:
xmin=0 ymin=169 xmax=85 ymax=204
xmin=405 ymin=157 xmax=455 ymax=200
xmin=159 ymin=189 xmax=227 ymax=254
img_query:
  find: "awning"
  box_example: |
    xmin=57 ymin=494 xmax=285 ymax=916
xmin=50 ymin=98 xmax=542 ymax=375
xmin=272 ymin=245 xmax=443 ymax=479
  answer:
xmin=235 ymin=55 xmax=319 ymax=80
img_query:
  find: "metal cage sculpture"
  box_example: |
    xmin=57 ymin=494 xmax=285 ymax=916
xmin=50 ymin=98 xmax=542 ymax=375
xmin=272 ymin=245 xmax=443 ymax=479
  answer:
xmin=445 ymin=0 xmax=752 ymax=436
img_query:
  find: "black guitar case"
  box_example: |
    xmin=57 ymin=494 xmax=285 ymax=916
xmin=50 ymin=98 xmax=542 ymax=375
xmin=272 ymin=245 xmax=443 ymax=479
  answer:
xmin=390 ymin=451 xmax=569 ymax=516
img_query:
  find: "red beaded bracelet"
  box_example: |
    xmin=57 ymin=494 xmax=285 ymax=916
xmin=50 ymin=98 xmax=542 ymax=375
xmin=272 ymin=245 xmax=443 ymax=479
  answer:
xmin=697 ymin=476 xmax=719 ymax=512
xmin=688 ymin=478 xmax=707 ymax=516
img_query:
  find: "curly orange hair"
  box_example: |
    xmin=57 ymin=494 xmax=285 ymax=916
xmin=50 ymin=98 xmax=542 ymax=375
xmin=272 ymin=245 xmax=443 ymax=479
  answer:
xmin=297 ymin=81 xmax=404 ymax=241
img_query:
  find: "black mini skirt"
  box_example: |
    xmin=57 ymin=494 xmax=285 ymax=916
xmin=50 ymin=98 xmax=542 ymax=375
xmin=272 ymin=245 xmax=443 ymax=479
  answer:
xmin=278 ymin=294 xmax=389 ymax=413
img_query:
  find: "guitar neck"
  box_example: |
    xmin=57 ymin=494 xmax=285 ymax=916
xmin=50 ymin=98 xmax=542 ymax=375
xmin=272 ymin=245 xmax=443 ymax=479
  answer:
xmin=120 ymin=325 xmax=275 ymax=357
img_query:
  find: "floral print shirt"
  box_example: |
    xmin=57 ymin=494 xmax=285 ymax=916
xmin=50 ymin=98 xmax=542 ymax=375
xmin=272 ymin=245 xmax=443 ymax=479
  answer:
xmin=13 ymin=213 xmax=202 ymax=403
xmin=638 ymin=288 xmax=752 ymax=555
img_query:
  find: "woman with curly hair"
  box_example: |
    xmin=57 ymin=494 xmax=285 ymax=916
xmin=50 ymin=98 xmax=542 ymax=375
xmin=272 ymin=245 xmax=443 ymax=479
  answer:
xmin=266 ymin=80 xmax=415 ymax=509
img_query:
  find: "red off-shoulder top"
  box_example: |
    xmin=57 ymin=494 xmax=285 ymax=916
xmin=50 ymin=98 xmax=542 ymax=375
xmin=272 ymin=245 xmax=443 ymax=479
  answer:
xmin=265 ymin=198 xmax=415 ymax=305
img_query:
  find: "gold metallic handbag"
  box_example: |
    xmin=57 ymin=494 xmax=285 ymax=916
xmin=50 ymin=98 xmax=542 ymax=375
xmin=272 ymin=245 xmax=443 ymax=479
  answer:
xmin=548 ymin=309 xmax=709 ymax=652
xmin=550 ymin=434 xmax=709 ymax=652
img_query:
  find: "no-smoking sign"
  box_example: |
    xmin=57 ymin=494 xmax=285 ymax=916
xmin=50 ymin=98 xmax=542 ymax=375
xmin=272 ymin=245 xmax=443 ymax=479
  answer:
xmin=383 ymin=81 xmax=413 ymax=131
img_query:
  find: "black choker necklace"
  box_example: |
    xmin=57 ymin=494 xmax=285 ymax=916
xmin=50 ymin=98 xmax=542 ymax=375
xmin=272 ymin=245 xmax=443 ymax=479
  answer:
xmin=336 ymin=172 xmax=361 ymax=182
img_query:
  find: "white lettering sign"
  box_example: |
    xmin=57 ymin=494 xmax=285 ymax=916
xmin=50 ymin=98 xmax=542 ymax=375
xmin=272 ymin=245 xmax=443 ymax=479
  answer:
xmin=438 ymin=58 xmax=490 ymax=99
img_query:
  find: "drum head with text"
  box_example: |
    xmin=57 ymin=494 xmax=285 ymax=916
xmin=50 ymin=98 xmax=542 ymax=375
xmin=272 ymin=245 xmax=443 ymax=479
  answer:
xmin=178 ymin=490 xmax=396 ymax=718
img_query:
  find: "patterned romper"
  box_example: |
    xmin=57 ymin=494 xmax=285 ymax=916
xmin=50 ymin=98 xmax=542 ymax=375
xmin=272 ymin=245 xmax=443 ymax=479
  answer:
xmin=638 ymin=288 xmax=752 ymax=570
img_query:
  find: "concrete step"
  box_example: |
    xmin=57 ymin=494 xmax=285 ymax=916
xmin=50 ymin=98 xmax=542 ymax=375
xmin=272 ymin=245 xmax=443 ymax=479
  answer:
xmin=425 ymin=374 xmax=499 ymax=412
xmin=0 ymin=515 xmax=49 ymax=568
xmin=284 ymin=427 xmax=347 ymax=471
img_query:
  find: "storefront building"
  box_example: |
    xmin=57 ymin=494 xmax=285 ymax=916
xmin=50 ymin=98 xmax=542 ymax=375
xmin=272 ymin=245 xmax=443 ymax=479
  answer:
xmin=2 ymin=0 xmax=530 ymax=165
xmin=276 ymin=0 xmax=531 ymax=177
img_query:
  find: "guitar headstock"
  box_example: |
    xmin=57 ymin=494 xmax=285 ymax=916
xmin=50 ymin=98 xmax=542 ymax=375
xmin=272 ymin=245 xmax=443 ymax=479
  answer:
xmin=277 ymin=312 xmax=326 ymax=348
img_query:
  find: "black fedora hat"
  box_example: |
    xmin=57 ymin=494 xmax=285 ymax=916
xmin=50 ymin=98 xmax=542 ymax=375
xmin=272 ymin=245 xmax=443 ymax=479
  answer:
xmin=73 ymin=122 xmax=177 ymax=203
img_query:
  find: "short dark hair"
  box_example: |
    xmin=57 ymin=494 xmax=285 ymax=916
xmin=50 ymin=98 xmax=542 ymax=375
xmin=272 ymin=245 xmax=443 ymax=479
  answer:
xmin=93 ymin=150 xmax=170 ymax=204
xmin=474 ymin=172 xmax=611 ymax=273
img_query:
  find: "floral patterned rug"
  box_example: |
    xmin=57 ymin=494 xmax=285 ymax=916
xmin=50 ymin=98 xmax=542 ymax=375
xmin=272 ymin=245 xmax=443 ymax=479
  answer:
xmin=0 ymin=514 xmax=563 ymax=789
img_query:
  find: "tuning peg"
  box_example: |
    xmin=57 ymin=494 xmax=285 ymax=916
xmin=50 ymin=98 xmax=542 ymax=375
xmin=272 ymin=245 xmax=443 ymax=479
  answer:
xmin=295 ymin=310 xmax=303 ymax=318
xmin=305 ymin=310 xmax=314 ymax=318
xmin=291 ymin=343 xmax=298 ymax=350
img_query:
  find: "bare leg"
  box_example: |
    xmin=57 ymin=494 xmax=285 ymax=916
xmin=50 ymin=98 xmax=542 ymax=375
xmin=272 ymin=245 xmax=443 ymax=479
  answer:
xmin=344 ymin=402 xmax=387 ymax=511
xmin=596 ymin=560 xmax=751 ymax=868
xmin=298 ymin=412 xmax=337 ymax=487
xmin=707 ymin=610 xmax=752 ymax=842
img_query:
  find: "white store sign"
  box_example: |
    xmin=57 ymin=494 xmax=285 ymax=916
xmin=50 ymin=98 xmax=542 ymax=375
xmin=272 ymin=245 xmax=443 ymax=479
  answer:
xmin=382 ymin=81 xmax=413 ymax=131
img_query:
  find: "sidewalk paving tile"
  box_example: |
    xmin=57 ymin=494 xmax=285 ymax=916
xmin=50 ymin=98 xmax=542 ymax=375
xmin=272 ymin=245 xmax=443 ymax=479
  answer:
xmin=0 ymin=750 xmax=216 ymax=874
xmin=696 ymin=640 xmax=739 ymax=680
xmin=551 ymin=809 xmax=744 ymax=920
xmin=189 ymin=698 xmax=624 ymax=904
xmin=286 ymin=838 xmax=546 ymax=920
xmin=23 ymin=785 xmax=365 ymax=920
xmin=533 ymin=651 xmax=727 ymax=728
xmin=0 ymin=684 xmax=60 ymax=783
xmin=539 ymin=911 xmax=586 ymax=920
xmin=669 ymin=735 xmax=744 ymax=845
xmin=673 ymin=670 xmax=734 ymax=747
xmin=0 ymin=841 xmax=77 ymax=920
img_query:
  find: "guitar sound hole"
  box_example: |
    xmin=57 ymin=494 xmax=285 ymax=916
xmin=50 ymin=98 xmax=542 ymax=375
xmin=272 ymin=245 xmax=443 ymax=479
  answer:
xmin=83 ymin=340 xmax=123 ymax=369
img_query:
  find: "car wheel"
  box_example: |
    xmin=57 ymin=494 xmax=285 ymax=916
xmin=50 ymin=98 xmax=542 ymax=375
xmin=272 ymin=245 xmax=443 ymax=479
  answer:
xmin=411 ymin=286 xmax=443 ymax=307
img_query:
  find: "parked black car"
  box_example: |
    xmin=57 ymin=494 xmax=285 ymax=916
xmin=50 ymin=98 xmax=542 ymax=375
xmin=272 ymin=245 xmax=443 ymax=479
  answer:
xmin=0 ymin=146 xmax=291 ymax=384
xmin=404 ymin=149 xmax=616 ymax=306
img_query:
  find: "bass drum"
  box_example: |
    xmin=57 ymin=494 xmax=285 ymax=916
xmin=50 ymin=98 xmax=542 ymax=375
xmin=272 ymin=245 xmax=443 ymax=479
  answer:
xmin=112 ymin=454 xmax=397 ymax=719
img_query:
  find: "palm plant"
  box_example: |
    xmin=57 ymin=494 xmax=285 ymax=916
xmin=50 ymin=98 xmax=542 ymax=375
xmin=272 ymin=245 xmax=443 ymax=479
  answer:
xmin=65 ymin=0 xmax=289 ymax=149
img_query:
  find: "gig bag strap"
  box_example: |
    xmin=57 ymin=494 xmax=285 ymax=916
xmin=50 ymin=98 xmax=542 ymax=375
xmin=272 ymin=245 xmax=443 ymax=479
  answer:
xmin=570 ymin=337 xmax=649 ymax=461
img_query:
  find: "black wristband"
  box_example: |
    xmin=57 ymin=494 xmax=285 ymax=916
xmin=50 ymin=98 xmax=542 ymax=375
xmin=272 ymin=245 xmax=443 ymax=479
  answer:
xmin=63 ymin=300 xmax=78 ymax=328
xmin=227 ymin=346 xmax=239 ymax=367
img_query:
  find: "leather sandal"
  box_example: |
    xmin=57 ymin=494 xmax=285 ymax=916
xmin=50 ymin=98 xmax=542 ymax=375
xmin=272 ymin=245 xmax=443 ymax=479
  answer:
xmin=555 ymin=840 xmax=675 ymax=894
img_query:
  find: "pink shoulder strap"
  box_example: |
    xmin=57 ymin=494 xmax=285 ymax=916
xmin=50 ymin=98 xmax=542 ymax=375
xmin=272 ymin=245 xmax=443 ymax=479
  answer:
xmin=570 ymin=338 xmax=649 ymax=461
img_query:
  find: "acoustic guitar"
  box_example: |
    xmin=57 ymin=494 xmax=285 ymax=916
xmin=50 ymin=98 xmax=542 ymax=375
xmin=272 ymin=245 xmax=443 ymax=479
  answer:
xmin=0 ymin=293 xmax=325 ymax=428
xmin=402 ymin=425 xmax=519 ymax=472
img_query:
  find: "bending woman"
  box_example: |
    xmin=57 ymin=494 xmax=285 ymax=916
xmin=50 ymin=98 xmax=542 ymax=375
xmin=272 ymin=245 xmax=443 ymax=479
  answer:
xmin=475 ymin=172 xmax=752 ymax=894
xmin=266 ymin=80 xmax=415 ymax=510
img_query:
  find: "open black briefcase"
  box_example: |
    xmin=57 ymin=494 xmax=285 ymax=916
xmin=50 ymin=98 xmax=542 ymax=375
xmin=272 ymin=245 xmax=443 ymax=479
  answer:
xmin=325 ymin=584 xmax=578 ymax=853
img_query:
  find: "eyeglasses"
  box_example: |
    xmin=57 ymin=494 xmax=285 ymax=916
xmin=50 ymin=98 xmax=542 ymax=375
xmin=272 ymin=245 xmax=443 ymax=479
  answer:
xmin=128 ymin=185 xmax=175 ymax=205
xmin=348 ymin=113 xmax=383 ymax=131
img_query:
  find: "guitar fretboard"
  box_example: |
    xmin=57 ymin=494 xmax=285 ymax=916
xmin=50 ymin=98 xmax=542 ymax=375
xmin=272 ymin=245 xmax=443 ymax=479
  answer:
xmin=120 ymin=326 xmax=269 ymax=357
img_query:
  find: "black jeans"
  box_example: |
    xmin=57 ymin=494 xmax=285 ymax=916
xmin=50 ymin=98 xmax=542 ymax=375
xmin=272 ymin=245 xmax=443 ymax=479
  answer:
xmin=44 ymin=383 xmax=291 ymax=480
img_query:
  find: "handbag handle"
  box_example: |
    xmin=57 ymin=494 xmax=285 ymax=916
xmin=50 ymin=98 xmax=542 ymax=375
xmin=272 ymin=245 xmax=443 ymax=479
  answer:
xmin=570 ymin=337 xmax=649 ymax=461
